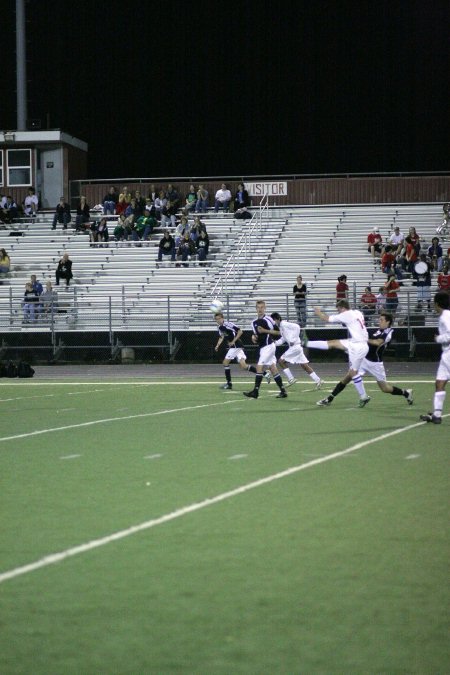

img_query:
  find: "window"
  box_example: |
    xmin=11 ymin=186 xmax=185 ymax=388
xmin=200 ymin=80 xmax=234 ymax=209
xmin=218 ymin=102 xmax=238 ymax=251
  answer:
xmin=7 ymin=149 xmax=31 ymax=186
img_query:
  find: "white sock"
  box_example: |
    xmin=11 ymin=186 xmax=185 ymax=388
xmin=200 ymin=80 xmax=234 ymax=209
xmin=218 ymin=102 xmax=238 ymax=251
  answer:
xmin=433 ymin=391 xmax=446 ymax=417
xmin=309 ymin=371 xmax=321 ymax=383
xmin=307 ymin=341 xmax=329 ymax=350
xmin=352 ymin=375 xmax=367 ymax=397
xmin=283 ymin=367 xmax=294 ymax=380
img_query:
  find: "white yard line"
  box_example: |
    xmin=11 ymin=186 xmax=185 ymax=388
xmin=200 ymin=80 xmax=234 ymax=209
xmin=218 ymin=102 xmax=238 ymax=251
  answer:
xmin=1 ymin=415 xmax=446 ymax=585
xmin=0 ymin=379 xmax=436 ymax=387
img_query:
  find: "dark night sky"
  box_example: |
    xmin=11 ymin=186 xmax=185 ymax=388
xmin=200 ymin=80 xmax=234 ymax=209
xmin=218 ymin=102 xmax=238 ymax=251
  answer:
xmin=2 ymin=0 xmax=449 ymax=179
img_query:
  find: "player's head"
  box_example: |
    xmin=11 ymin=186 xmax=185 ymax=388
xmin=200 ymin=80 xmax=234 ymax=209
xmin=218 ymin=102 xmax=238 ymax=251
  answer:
xmin=270 ymin=312 xmax=282 ymax=325
xmin=256 ymin=300 xmax=266 ymax=317
xmin=433 ymin=291 xmax=450 ymax=312
xmin=379 ymin=312 xmax=393 ymax=328
xmin=214 ymin=312 xmax=224 ymax=324
xmin=336 ymin=299 xmax=350 ymax=312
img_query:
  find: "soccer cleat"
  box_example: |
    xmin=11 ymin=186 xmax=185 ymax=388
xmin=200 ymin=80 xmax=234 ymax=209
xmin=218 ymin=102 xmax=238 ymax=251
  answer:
xmin=220 ymin=383 xmax=232 ymax=390
xmin=286 ymin=378 xmax=297 ymax=387
xmin=264 ymin=371 xmax=272 ymax=384
xmin=405 ymin=389 xmax=414 ymax=405
xmin=419 ymin=413 xmax=442 ymax=424
xmin=358 ymin=396 xmax=371 ymax=408
xmin=276 ymin=391 xmax=288 ymax=398
xmin=243 ymin=389 xmax=259 ymax=399
xmin=316 ymin=397 xmax=332 ymax=406
xmin=315 ymin=379 xmax=324 ymax=390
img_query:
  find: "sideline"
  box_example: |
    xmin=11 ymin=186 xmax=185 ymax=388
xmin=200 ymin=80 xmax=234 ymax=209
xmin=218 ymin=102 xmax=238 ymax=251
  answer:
xmin=1 ymin=416 xmax=445 ymax=585
xmin=0 ymin=379 xmax=436 ymax=387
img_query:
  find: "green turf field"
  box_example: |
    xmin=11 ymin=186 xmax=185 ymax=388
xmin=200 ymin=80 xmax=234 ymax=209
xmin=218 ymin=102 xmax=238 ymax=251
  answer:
xmin=0 ymin=375 xmax=448 ymax=674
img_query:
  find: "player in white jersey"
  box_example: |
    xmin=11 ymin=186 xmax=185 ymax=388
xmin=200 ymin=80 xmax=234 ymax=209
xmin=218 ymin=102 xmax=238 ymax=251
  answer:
xmin=420 ymin=291 xmax=450 ymax=424
xmin=306 ymin=299 xmax=371 ymax=407
xmin=267 ymin=313 xmax=324 ymax=388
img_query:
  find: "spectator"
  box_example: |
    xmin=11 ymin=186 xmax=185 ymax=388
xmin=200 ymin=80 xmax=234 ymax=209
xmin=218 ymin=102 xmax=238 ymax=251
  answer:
xmin=166 ymin=184 xmax=180 ymax=211
xmin=381 ymin=245 xmax=396 ymax=275
xmin=23 ymin=187 xmax=39 ymax=218
xmin=124 ymin=198 xmax=138 ymax=221
xmin=293 ymin=275 xmax=307 ymax=327
xmin=133 ymin=190 xmax=145 ymax=217
xmin=360 ymin=286 xmax=377 ymax=325
xmin=0 ymin=195 xmax=18 ymax=224
xmin=384 ymin=274 xmax=400 ymax=316
xmin=154 ymin=191 xmax=167 ymax=221
xmin=367 ymin=226 xmax=383 ymax=259
xmin=336 ymin=274 xmax=349 ymax=301
xmin=161 ymin=199 xmax=177 ymax=228
xmin=114 ymin=214 xmax=132 ymax=242
xmin=174 ymin=215 xmax=191 ymax=246
xmin=427 ymin=237 xmax=443 ymax=272
xmin=214 ymin=183 xmax=232 ymax=213
xmin=144 ymin=197 xmax=156 ymax=216
xmin=387 ymin=226 xmax=404 ymax=256
xmin=233 ymin=183 xmax=250 ymax=212
xmin=148 ymin=184 xmax=158 ymax=203
xmin=184 ymin=184 xmax=197 ymax=213
xmin=195 ymin=184 xmax=209 ymax=213
xmin=403 ymin=235 xmax=418 ymax=274
xmin=52 ymin=196 xmax=71 ymax=230
xmin=376 ymin=286 xmax=386 ymax=314
xmin=177 ymin=232 xmax=196 ymax=267
xmin=408 ymin=226 xmax=421 ymax=253
xmin=437 ymin=260 xmax=450 ymax=292
xmin=22 ymin=282 xmax=39 ymax=322
xmin=190 ymin=216 xmax=207 ymax=242
xmin=115 ymin=193 xmax=128 ymax=215
xmin=40 ymin=280 xmax=58 ymax=318
xmin=90 ymin=217 xmax=109 ymax=246
xmin=413 ymin=254 xmax=432 ymax=312
xmin=55 ymin=252 xmax=73 ymax=287
xmin=196 ymin=228 xmax=210 ymax=265
xmin=132 ymin=209 xmax=156 ymax=242
xmin=102 ymin=187 xmax=118 ymax=215
xmin=75 ymin=196 xmax=90 ymax=231
xmin=121 ymin=186 xmax=132 ymax=204
xmin=157 ymin=229 xmax=176 ymax=262
xmin=30 ymin=274 xmax=43 ymax=297
xmin=0 ymin=248 xmax=11 ymax=274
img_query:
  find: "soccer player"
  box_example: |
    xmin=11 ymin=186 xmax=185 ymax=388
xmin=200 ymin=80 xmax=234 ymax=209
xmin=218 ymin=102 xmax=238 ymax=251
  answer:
xmin=214 ymin=312 xmax=270 ymax=390
xmin=243 ymin=300 xmax=287 ymax=399
xmin=420 ymin=291 xmax=450 ymax=424
xmin=267 ymin=312 xmax=323 ymax=388
xmin=306 ymin=299 xmax=371 ymax=407
xmin=316 ymin=312 xmax=413 ymax=406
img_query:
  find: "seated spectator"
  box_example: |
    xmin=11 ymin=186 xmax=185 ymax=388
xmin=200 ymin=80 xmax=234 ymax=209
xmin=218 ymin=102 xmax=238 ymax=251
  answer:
xmin=115 ymin=193 xmax=128 ymax=215
xmin=196 ymin=229 xmax=210 ymax=266
xmin=387 ymin=226 xmax=404 ymax=256
xmin=233 ymin=183 xmax=250 ymax=212
xmin=154 ymin=191 xmax=167 ymax=221
xmin=90 ymin=217 xmax=109 ymax=246
xmin=121 ymin=186 xmax=132 ymax=204
xmin=166 ymin=184 xmax=180 ymax=211
xmin=31 ymin=274 xmax=43 ymax=298
xmin=437 ymin=260 xmax=450 ymax=291
xmin=367 ymin=227 xmax=383 ymax=259
xmin=190 ymin=216 xmax=207 ymax=242
xmin=427 ymin=237 xmax=443 ymax=272
xmin=336 ymin=274 xmax=349 ymax=300
xmin=40 ymin=280 xmax=58 ymax=318
xmin=157 ymin=229 xmax=176 ymax=262
xmin=75 ymin=196 xmax=90 ymax=231
xmin=384 ymin=274 xmax=400 ymax=316
xmin=114 ymin=214 xmax=132 ymax=241
xmin=195 ymin=184 xmax=209 ymax=213
xmin=174 ymin=215 xmax=191 ymax=246
xmin=381 ymin=245 xmax=397 ymax=275
xmin=176 ymin=232 xmax=196 ymax=267
xmin=124 ymin=198 xmax=138 ymax=222
xmin=23 ymin=187 xmax=39 ymax=218
xmin=148 ymin=184 xmax=158 ymax=202
xmin=55 ymin=252 xmax=73 ymax=287
xmin=408 ymin=226 xmax=420 ymax=253
xmin=161 ymin=200 xmax=177 ymax=228
xmin=52 ymin=196 xmax=71 ymax=230
xmin=184 ymin=184 xmax=197 ymax=213
xmin=0 ymin=248 xmax=11 ymax=274
xmin=0 ymin=195 xmax=18 ymax=224
xmin=214 ymin=183 xmax=232 ymax=212
xmin=133 ymin=190 xmax=145 ymax=217
xmin=360 ymin=286 xmax=377 ymax=325
xmin=413 ymin=253 xmax=432 ymax=312
xmin=376 ymin=287 xmax=386 ymax=314
xmin=22 ymin=282 xmax=39 ymax=322
xmin=103 ymin=187 xmax=118 ymax=215
xmin=132 ymin=209 xmax=156 ymax=242
xmin=144 ymin=197 xmax=156 ymax=216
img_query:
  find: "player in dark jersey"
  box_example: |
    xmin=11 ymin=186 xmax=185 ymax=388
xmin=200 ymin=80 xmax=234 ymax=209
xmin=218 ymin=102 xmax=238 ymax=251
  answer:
xmin=317 ymin=312 xmax=413 ymax=406
xmin=243 ymin=300 xmax=287 ymax=399
xmin=214 ymin=312 xmax=271 ymax=389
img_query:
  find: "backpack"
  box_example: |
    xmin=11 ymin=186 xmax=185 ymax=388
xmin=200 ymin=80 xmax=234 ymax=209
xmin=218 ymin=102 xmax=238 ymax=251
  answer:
xmin=18 ymin=361 xmax=35 ymax=378
xmin=5 ymin=362 xmax=18 ymax=377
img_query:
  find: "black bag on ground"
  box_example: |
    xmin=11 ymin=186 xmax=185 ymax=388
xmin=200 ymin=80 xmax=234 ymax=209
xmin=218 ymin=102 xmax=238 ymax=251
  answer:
xmin=18 ymin=361 xmax=35 ymax=378
xmin=5 ymin=362 xmax=18 ymax=377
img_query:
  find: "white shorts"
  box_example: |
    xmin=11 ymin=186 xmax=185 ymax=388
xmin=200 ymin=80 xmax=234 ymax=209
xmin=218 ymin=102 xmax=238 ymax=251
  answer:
xmin=225 ymin=347 xmax=247 ymax=363
xmin=358 ymin=358 xmax=387 ymax=382
xmin=258 ymin=343 xmax=277 ymax=367
xmin=340 ymin=340 xmax=369 ymax=372
xmin=436 ymin=349 xmax=450 ymax=381
xmin=280 ymin=342 xmax=309 ymax=365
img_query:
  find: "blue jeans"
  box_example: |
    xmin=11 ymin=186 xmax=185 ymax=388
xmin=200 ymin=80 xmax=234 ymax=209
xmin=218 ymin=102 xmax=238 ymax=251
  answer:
xmin=195 ymin=199 xmax=208 ymax=213
xmin=103 ymin=201 xmax=116 ymax=215
xmin=214 ymin=199 xmax=230 ymax=213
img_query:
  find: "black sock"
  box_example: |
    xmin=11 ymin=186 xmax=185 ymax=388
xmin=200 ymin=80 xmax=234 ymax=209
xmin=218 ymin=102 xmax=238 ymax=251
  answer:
xmin=274 ymin=374 xmax=285 ymax=392
xmin=254 ymin=374 xmax=263 ymax=390
xmin=224 ymin=367 xmax=231 ymax=384
xmin=331 ymin=381 xmax=347 ymax=398
xmin=247 ymin=365 xmax=257 ymax=373
xmin=391 ymin=386 xmax=404 ymax=396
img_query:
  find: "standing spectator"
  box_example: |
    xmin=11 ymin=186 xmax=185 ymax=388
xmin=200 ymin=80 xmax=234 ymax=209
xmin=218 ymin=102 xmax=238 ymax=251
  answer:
xmin=52 ymin=196 xmax=71 ymax=230
xmin=360 ymin=286 xmax=377 ymax=325
xmin=75 ymin=196 xmax=90 ymax=231
xmin=414 ymin=254 xmax=432 ymax=312
xmin=233 ymin=183 xmax=250 ymax=212
xmin=384 ymin=274 xmax=400 ymax=316
xmin=22 ymin=282 xmax=39 ymax=322
xmin=157 ymin=229 xmax=176 ymax=262
xmin=367 ymin=227 xmax=383 ymax=259
xmin=23 ymin=187 xmax=39 ymax=218
xmin=214 ymin=184 xmax=232 ymax=213
xmin=336 ymin=274 xmax=349 ymax=301
xmin=0 ymin=248 xmax=11 ymax=274
xmin=103 ymin=187 xmax=118 ymax=215
xmin=293 ymin=274 xmax=307 ymax=327
xmin=55 ymin=252 xmax=73 ymax=287
xmin=437 ymin=261 xmax=450 ymax=292
xmin=427 ymin=237 xmax=443 ymax=272
xmin=195 ymin=184 xmax=209 ymax=213
xmin=184 ymin=184 xmax=197 ymax=213
xmin=376 ymin=286 xmax=386 ymax=314
xmin=196 ymin=229 xmax=210 ymax=265
xmin=403 ymin=235 xmax=418 ymax=274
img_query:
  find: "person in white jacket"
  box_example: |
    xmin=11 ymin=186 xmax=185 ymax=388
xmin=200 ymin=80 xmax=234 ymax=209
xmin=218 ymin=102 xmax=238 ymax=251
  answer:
xmin=268 ymin=312 xmax=323 ymax=388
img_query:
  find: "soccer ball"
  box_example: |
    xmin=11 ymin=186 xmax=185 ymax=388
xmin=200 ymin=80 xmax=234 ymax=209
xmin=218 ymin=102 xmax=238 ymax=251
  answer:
xmin=210 ymin=299 xmax=224 ymax=314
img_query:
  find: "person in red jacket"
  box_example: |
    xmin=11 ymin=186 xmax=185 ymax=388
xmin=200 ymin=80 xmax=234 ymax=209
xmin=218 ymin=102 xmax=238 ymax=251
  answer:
xmin=437 ymin=261 xmax=450 ymax=292
xmin=336 ymin=275 xmax=349 ymax=301
xmin=381 ymin=245 xmax=396 ymax=274
xmin=367 ymin=227 xmax=383 ymax=259
xmin=384 ymin=274 xmax=400 ymax=316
